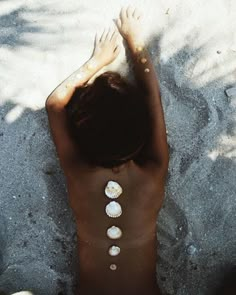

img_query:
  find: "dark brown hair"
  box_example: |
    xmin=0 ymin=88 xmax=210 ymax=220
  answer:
xmin=65 ymin=71 xmax=150 ymax=168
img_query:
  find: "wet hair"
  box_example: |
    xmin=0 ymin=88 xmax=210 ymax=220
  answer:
xmin=65 ymin=71 xmax=150 ymax=168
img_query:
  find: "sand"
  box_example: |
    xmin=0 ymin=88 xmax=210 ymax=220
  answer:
xmin=0 ymin=0 xmax=236 ymax=294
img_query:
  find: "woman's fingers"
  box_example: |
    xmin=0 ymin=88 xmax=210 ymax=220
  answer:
xmin=100 ymin=28 xmax=107 ymax=42
xmin=127 ymin=6 xmax=134 ymax=18
xmin=94 ymin=33 xmax=99 ymax=46
xmin=110 ymin=32 xmax=120 ymax=52
xmin=116 ymin=18 xmax=122 ymax=30
xmin=97 ymin=27 xmax=120 ymax=53
xmin=98 ymin=6 xmax=142 ymax=46
xmin=133 ymin=8 xmax=141 ymax=19
xmin=99 ymin=27 xmax=119 ymax=43
xmin=110 ymin=29 xmax=118 ymax=42
xmin=120 ymin=7 xmax=126 ymax=22
xmin=114 ymin=45 xmax=121 ymax=56
xmin=105 ymin=28 xmax=112 ymax=41
xmin=137 ymin=12 xmax=143 ymax=20
xmin=119 ymin=6 xmax=142 ymax=20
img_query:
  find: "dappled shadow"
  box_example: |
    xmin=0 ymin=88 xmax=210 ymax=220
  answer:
xmin=145 ymin=31 xmax=236 ymax=295
xmin=0 ymin=102 xmax=77 ymax=295
xmin=0 ymin=2 xmax=236 ymax=294
xmin=0 ymin=1 xmax=87 ymax=51
xmin=0 ymin=7 xmax=43 ymax=48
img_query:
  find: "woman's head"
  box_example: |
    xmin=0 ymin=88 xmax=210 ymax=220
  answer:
xmin=65 ymin=71 xmax=150 ymax=168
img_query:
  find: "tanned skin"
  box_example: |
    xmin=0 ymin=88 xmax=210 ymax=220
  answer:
xmin=45 ymin=6 xmax=169 ymax=295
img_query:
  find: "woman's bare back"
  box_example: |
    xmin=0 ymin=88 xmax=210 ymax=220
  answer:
xmin=46 ymin=7 xmax=169 ymax=295
xmin=65 ymin=160 xmax=165 ymax=295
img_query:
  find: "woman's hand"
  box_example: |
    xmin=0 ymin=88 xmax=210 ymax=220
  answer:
xmin=91 ymin=27 xmax=121 ymax=67
xmin=116 ymin=6 xmax=144 ymax=45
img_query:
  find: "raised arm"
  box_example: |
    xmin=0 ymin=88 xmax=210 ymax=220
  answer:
xmin=46 ymin=28 xmax=121 ymax=109
xmin=116 ymin=7 xmax=169 ymax=172
xmin=45 ymin=28 xmax=121 ymax=172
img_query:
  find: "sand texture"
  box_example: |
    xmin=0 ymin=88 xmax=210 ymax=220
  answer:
xmin=0 ymin=0 xmax=236 ymax=294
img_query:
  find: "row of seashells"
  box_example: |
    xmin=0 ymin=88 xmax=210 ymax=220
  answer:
xmin=105 ymin=181 xmax=123 ymax=218
xmin=104 ymin=181 xmax=123 ymax=269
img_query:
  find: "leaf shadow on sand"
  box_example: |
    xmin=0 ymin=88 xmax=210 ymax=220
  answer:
xmin=0 ymin=15 xmax=236 ymax=295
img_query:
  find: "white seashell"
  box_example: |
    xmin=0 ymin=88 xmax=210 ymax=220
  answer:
xmin=107 ymin=226 xmax=122 ymax=239
xmin=110 ymin=264 xmax=117 ymax=270
xmin=108 ymin=245 xmax=121 ymax=256
xmin=105 ymin=201 xmax=122 ymax=218
xmin=105 ymin=181 xmax=123 ymax=199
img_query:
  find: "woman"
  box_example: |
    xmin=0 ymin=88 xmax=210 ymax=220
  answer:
xmin=46 ymin=7 xmax=169 ymax=295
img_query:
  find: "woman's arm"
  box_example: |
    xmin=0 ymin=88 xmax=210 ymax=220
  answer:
xmin=46 ymin=28 xmax=121 ymax=109
xmin=45 ymin=28 xmax=121 ymax=173
xmin=45 ymin=58 xmax=105 ymax=109
xmin=116 ymin=7 xmax=169 ymax=171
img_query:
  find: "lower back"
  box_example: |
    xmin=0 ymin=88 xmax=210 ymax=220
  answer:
xmin=65 ymin=160 xmax=164 ymax=294
xmin=77 ymin=237 xmax=160 ymax=295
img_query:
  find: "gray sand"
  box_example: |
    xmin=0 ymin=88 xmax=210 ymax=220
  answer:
xmin=0 ymin=0 xmax=236 ymax=294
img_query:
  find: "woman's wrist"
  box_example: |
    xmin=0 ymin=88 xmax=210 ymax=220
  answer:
xmin=88 ymin=55 xmax=106 ymax=69
xmin=46 ymin=57 xmax=103 ymax=105
xmin=71 ymin=56 xmax=104 ymax=87
xmin=46 ymin=28 xmax=120 ymax=107
xmin=90 ymin=53 xmax=114 ymax=68
xmin=83 ymin=56 xmax=104 ymax=74
xmin=126 ymin=35 xmax=145 ymax=51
